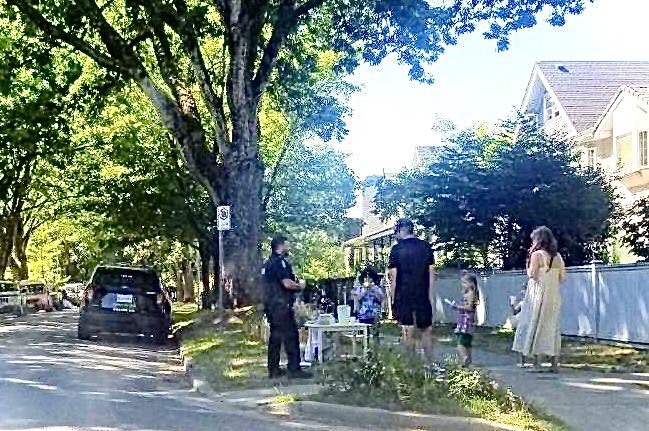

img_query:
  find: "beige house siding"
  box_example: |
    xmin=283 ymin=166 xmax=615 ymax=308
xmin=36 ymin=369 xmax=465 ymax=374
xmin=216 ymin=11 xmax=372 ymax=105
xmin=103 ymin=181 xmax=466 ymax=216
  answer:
xmin=616 ymin=133 xmax=633 ymax=172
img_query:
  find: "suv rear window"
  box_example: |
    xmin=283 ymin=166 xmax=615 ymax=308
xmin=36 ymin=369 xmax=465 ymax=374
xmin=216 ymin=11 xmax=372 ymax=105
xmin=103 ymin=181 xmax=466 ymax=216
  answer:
xmin=100 ymin=292 xmax=138 ymax=313
xmin=92 ymin=268 xmax=161 ymax=293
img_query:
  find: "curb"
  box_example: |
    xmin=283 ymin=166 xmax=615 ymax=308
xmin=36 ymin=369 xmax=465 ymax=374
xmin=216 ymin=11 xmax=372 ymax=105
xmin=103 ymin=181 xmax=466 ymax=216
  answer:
xmin=182 ymin=353 xmax=320 ymax=408
xmin=288 ymin=401 xmax=523 ymax=431
xmin=181 ymin=353 xmax=521 ymax=430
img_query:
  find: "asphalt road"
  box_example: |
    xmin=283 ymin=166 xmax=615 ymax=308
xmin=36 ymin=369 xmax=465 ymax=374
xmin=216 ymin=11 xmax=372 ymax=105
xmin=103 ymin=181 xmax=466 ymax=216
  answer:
xmin=0 ymin=310 xmax=348 ymax=431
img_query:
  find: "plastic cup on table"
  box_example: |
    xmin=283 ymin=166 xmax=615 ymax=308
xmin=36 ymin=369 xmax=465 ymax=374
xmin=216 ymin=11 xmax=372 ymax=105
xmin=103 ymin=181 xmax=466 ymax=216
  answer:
xmin=337 ymin=305 xmax=351 ymax=324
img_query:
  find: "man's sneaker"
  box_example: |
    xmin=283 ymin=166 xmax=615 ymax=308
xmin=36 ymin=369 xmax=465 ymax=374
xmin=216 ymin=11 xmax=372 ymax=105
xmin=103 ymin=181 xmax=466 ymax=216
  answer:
xmin=268 ymin=368 xmax=286 ymax=379
xmin=287 ymin=369 xmax=313 ymax=379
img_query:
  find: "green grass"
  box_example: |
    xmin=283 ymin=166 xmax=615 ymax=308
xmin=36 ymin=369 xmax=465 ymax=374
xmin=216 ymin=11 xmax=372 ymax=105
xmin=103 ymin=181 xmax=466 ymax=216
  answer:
xmin=426 ymin=323 xmax=649 ymax=373
xmin=447 ymin=367 xmax=568 ymax=431
xmin=271 ymin=393 xmax=297 ymax=404
xmin=315 ymin=346 xmax=567 ymax=431
xmin=173 ymin=304 xmax=269 ymax=391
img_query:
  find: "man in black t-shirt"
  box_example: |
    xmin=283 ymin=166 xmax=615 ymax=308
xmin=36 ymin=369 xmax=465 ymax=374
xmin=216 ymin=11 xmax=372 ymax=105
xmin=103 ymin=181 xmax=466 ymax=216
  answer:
xmin=388 ymin=218 xmax=436 ymax=359
xmin=262 ymin=235 xmax=311 ymax=379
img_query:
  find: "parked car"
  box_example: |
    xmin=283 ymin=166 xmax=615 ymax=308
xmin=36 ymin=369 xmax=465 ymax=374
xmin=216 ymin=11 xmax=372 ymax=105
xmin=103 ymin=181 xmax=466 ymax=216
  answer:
xmin=22 ymin=281 xmax=54 ymax=312
xmin=49 ymin=286 xmax=65 ymax=310
xmin=78 ymin=265 xmax=172 ymax=344
xmin=0 ymin=281 xmax=26 ymax=316
xmin=60 ymin=282 xmax=85 ymax=307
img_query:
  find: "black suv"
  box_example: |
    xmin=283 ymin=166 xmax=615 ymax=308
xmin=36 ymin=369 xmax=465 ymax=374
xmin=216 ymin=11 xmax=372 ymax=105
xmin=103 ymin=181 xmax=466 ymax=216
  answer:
xmin=78 ymin=265 xmax=172 ymax=344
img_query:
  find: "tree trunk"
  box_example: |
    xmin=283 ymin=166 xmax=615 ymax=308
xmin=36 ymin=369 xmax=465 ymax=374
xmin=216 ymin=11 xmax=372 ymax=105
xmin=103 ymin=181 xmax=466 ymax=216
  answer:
xmin=139 ymin=48 xmax=266 ymax=304
xmin=182 ymin=259 xmax=195 ymax=302
xmin=211 ymin=231 xmax=222 ymax=307
xmin=0 ymin=219 xmax=16 ymax=279
xmin=174 ymin=266 xmax=185 ymax=302
xmin=11 ymin=217 xmax=29 ymax=281
xmin=199 ymin=239 xmax=211 ymax=292
xmin=198 ymin=238 xmax=212 ymax=309
xmin=220 ymin=136 xmax=264 ymax=305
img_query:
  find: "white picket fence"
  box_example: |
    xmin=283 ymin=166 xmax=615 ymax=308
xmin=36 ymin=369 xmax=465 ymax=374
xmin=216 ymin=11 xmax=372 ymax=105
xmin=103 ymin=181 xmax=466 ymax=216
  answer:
xmin=434 ymin=262 xmax=649 ymax=345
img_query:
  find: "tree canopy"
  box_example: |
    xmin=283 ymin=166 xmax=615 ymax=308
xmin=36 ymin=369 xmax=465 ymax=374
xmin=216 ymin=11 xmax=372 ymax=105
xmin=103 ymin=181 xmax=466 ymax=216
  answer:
xmin=4 ymin=0 xmax=593 ymax=298
xmin=376 ymin=122 xmax=615 ymax=269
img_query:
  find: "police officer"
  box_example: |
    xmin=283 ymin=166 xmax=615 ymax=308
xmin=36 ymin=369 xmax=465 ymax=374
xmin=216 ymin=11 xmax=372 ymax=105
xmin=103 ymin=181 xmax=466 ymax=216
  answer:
xmin=262 ymin=235 xmax=312 ymax=379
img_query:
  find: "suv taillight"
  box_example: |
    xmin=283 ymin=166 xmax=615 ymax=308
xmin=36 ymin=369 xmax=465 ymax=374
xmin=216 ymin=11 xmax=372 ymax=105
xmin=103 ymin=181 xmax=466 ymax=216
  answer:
xmin=83 ymin=286 xmax=94 ymax=304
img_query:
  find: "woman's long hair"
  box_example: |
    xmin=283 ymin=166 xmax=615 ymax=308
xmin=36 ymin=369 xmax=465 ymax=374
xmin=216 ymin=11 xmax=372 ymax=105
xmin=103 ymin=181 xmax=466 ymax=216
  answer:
xmin=529 ymin=226 xmax=559 ymax=270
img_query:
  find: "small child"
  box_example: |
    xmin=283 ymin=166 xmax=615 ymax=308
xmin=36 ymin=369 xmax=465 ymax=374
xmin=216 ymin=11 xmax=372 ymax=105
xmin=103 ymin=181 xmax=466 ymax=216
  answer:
xmin=352 ymin=267 xmax=385 ymax=340
xmin=509 ymin=284 xmax=527 ymax=317
xmin=510 ymin=284 xmax=529 ymax=367
xmin=449 ymin=274 xmax=480 ymax=367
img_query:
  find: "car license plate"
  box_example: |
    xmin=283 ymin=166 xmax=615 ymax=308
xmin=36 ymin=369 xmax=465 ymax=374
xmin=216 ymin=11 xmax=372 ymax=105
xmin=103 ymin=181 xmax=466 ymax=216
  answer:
xmin=116 ymin=294 xmax=133 ymax=303
xmin=113 ymin=294 xmax=135 ymax=312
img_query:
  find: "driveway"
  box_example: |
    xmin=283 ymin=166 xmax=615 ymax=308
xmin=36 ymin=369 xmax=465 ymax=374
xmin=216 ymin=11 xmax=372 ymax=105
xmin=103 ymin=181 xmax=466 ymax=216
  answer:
xmin=0 ymin=310 xmax=351 ymax=431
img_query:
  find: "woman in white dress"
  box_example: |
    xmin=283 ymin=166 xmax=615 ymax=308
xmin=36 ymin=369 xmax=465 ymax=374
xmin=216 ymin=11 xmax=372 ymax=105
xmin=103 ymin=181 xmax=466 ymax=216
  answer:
xmin=512 ymin=226 xmax=566 ymax=372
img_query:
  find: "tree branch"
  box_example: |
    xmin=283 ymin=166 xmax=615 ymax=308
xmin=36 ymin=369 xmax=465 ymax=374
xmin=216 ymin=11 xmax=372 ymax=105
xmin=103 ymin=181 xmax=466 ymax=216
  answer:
xmin=262 ymin=137 xmax=292 ymax=212
xmin=139 ymin=77 xmax=223 ymax=206
xmin=294 ymin=0 xmax=327 ymax=17
xmin=7 ymin=0 xmax=121 ymax=73
xmin=146 ymin=0 xmax=232 ymax=155
xmin=251 ymin=0 xmax=297 ymax=102
xmin=251 ymin=0 xmax=325 ymax=101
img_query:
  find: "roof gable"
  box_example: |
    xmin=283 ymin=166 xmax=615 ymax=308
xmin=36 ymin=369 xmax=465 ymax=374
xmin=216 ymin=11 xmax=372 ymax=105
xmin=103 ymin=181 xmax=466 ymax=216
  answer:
xmin=593 ymin=85 xmax=649 ymax=136
xmin=536 ymin=61 xmax=649 ymax=133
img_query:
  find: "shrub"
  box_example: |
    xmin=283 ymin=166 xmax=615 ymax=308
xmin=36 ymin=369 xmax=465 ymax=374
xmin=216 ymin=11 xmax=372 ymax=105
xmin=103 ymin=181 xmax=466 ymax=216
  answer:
xmin=318 ymin=346 xmax=460 ymax=414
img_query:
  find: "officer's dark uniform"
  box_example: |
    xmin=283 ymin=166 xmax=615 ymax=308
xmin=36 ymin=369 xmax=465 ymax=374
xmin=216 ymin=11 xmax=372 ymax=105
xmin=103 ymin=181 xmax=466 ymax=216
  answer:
xmin=262 ymin=252 xmax=301 ymax=374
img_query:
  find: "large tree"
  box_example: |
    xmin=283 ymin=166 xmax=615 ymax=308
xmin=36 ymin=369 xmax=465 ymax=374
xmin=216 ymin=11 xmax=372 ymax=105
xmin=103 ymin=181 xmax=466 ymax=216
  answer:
xmin=5 ymin=0 xmax=593 ymax=297
xmin=376 ymin=123 xmax=615 ymax=269
xmin=0 ymin=11 xmax=93 ymax=279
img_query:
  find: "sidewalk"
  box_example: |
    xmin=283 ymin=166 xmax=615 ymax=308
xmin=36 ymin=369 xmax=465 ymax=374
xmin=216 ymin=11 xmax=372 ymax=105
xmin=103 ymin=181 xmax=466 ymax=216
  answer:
xmin=438 ymin=345 xmax=649 ymax=431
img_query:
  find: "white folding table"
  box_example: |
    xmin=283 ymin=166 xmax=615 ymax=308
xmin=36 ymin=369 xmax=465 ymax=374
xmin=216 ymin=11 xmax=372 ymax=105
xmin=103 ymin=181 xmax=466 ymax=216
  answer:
xmin=304 ymin=321 xmax=370 ymax=363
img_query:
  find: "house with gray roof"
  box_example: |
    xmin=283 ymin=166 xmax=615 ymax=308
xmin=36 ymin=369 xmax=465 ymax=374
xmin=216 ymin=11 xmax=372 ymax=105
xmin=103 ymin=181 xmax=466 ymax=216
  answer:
xmin=521 ymin=61 xmax=649 ymax=198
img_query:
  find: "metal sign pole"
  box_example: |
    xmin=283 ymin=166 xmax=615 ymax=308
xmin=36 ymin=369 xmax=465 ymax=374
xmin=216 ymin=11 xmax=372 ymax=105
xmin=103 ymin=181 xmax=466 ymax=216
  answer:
xmin=218 ymin=229 xmax=224 ymax=322
xmin=216 ymin=205 xmax=230 ymax=324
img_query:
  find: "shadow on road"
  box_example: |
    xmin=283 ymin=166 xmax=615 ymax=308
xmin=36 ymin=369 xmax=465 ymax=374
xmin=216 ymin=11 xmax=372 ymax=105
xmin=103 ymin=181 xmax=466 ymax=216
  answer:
xmin=0 ymin=311 xmax=285 ymax=431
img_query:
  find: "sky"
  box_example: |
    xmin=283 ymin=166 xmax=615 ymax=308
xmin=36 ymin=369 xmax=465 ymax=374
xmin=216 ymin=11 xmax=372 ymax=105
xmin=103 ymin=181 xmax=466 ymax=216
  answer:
xmin=336 ymin=0 xmax=649 ymax=184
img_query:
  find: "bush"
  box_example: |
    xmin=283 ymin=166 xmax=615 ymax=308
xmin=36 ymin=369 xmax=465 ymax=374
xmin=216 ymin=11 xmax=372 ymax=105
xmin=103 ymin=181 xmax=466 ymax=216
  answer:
xmin=318 ymin=346 xmax=462 ymax=414
xmin=317 ymin=346 xmax=563 ymax=430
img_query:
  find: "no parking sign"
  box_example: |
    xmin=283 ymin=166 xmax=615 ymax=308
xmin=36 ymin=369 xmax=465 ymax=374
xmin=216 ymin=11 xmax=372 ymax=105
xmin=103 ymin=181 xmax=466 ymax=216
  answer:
xmin=217 ymin=206 xmax=231 ymax=231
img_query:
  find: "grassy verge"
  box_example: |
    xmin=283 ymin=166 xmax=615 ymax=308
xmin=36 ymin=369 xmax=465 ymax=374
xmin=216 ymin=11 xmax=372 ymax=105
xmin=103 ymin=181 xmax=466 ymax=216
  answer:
xmin=427 ymin=324 xmax=649 ymax=373
xmin=382 ymin=321 xmax=649 ymax=373
xmin=173 ymin=303 xmax=270 ymax=391
xmin=314 ymin=345 xmax=566 ymax=431
xmin=173 ymin=306 xmax=566 ymax=428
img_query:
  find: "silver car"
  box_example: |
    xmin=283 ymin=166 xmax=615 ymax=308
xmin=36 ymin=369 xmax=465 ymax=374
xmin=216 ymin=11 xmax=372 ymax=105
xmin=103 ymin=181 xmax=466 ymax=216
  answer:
xmin=0 ymin=281 xmax=27 ymax=316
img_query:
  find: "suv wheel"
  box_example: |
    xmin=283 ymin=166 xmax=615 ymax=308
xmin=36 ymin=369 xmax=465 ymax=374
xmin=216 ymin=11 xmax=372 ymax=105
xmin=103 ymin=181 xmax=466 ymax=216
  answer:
xmin=152 ymin=331 xmax=168 ymax=345
xmin=78 ymin=325 xmax=93 ymax=341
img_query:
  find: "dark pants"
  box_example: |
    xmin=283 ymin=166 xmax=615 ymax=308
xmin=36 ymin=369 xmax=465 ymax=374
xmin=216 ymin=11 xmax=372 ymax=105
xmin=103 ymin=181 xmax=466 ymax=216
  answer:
xmin=266 ymin=305 xmax=301 ymax=372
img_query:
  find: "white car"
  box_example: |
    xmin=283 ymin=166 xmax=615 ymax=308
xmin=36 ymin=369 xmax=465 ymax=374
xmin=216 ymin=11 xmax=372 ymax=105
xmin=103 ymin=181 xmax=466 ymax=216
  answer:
xmin=0 ymin=281 xmax=27 ymax=316
xmin=61 ymin=282 xmax=85 ymax=307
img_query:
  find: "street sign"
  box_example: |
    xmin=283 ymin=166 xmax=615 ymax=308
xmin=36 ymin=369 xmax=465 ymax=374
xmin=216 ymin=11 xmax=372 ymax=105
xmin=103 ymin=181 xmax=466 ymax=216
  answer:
xmin=217 ymin=206 xmax=231 ymax=231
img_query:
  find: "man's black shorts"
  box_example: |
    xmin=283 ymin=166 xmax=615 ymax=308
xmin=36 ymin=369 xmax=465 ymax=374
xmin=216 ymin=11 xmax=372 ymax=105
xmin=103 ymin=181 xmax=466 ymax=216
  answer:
xmin=393 ymin=299 xmax=432 ymax=329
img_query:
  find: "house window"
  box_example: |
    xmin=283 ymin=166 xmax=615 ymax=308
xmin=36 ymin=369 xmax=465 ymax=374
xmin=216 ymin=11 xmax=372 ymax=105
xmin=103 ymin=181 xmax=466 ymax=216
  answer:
xmin=639 ymin=131 xmax=648 ymax=166
xmin=586 ymin=148 xmax=596 ymax=168
xmin=544 ymin=94 xmax=557 ymax=123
